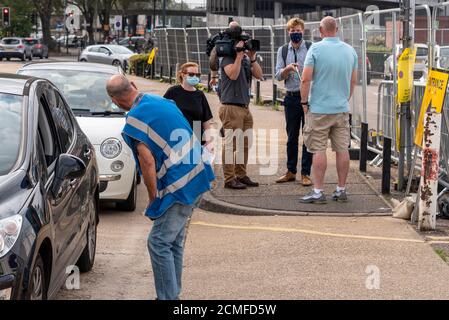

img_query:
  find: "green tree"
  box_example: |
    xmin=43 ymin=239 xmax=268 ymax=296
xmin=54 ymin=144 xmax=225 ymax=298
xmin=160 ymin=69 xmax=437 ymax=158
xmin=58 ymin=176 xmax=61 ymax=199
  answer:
xmin=0 ymin=0 xmax=36 ymax=37
xmin=31 ymin=0 xmax=63 ymax=50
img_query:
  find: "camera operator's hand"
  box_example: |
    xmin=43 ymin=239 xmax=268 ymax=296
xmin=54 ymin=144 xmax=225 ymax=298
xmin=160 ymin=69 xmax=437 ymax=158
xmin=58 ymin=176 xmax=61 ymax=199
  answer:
xmin=235 ymin=41 xmax=245 ymax=58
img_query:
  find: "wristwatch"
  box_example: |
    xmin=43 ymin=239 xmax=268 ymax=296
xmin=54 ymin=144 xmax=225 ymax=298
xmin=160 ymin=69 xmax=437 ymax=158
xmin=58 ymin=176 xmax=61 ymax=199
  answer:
xmin=301 ymin=101 xmax=309 ymax=106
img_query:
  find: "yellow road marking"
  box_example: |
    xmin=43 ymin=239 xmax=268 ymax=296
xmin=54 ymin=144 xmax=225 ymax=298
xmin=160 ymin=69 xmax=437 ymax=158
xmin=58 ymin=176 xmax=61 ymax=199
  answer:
xmin=191 ymin=221 xmax=429 ymax=244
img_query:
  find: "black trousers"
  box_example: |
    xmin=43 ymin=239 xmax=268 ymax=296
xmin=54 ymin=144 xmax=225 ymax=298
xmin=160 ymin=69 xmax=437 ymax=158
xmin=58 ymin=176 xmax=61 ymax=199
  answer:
xmin=283 ymin=95 xmax=313 ymax=176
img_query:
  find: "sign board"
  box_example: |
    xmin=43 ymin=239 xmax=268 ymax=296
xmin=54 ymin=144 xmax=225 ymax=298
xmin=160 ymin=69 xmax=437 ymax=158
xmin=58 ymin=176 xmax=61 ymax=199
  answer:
xmin=414 ymin=68 xmax=449 ymax=147
xmin=147 ymin=47 xmax=158 ymax=65
xmin=397 ymin=47 xmax=417 ymax=103
xmin=65 ymin=16 xmax=76 ymax=32
xmin=65 ymin=5 xmax=80 ymax=16
xmin=114 ymin=15 xmax=122 ymax=31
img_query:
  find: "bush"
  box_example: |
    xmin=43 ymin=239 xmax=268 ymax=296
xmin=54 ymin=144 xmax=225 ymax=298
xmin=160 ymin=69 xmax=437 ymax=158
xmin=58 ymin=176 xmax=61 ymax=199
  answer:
xmin=129 ymin=54 xmax=150 ymax=76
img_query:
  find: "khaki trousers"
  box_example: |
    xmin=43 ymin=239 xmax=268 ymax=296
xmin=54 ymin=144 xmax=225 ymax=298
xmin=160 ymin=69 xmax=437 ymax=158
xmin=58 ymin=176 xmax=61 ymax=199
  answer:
xmin=218 ymin=104 xmax=254 ymax=183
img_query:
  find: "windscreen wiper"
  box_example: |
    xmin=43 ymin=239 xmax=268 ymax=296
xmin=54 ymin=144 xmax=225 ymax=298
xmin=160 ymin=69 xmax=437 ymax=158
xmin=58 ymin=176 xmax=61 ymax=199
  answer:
xmin=90 ymin=111 xmax=126 ymax=116
xmin=71 ymin=108 xmax=92 ymax=112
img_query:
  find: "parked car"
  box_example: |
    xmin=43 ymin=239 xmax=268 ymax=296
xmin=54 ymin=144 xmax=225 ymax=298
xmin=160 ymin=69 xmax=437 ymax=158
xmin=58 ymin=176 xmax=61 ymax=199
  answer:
xmin=23 ymin=38 xmax=49 ymax=59
xmin=79 ymin=45 xmax=135 ymax=70
xmin=56 ymin=35 xmax=78 ymax=47
xmin=0 ymin=38 xmax=32 ymax=61
xmin=18 ymin=62 xmax=138 ymax=211
xmin=118 ymin=36 xmax=146 ymax=52
xmin=0 ymin=73 xmax=99 ymax=300
xmin=384 ymin=43 xmax=428 ymax=80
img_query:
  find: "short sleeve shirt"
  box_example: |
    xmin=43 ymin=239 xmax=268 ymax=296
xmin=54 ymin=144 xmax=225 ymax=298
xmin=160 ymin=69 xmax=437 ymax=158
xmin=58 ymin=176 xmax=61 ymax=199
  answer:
xmin=304 ymin=37 xmax=358 ymax=114
xmin=219 ymin=55 xmax=252 ymax=106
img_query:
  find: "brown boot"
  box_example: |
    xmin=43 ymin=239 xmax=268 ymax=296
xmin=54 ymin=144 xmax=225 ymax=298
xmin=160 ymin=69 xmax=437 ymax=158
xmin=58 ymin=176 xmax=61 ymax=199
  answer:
xmin=276 ymin=171 xmax=296 ymax=183
xmin=301 ymin=175 xmax=313 ymax=186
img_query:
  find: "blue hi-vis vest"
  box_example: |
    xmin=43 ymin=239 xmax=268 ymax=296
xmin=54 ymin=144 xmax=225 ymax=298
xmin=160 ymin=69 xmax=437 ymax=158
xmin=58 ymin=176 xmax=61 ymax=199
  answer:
xmin=122 ymin=94 xmax=215 ymax=219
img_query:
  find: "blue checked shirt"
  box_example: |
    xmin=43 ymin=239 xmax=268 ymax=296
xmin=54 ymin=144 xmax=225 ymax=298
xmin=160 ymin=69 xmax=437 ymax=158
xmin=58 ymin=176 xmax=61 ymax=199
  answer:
xmin=275 ymin=41 xmax=309 ymax=92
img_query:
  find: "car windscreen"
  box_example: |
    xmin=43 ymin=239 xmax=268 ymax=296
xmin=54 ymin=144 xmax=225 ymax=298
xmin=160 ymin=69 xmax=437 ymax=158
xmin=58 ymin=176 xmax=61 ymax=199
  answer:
xmin=440 ymin=48 xmax=449 ymax=69
xmin=0 ymin=93 xmax=24 ymax=175
xmin=2 ymin=38 xmax=20 ymax=45
xmin=18 ymin=69 xmax=125 ymax=115
xmin=109 ymin=46 xmax=133 ymax=54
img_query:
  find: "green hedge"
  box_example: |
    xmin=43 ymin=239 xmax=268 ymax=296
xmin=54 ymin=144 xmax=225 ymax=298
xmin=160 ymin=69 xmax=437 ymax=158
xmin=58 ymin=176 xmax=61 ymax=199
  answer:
xmin=129 ymin=54 xmax=150 ymax=76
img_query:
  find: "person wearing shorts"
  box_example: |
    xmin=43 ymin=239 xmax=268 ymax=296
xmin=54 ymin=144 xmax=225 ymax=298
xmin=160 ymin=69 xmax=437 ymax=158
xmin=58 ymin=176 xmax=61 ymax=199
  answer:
xmin=299 ymin=16 xmax=358 ymax=204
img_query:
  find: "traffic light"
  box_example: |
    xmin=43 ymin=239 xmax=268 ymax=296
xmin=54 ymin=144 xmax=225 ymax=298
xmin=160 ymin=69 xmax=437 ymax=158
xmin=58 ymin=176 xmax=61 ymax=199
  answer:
xmin=2 ymin=7 xmax=10 ymax=27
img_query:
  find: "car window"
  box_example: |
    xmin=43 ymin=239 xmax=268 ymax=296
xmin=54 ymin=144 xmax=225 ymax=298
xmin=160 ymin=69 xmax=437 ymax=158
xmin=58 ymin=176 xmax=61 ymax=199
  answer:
xmin=0 ymin=93 xmax=24 ymax=175
xmin=44 ymin=87 xmax=74 ymax=153
xmin=2 ymin=38 xmax=20 ymax=45
xmin=89 ymin=46 xmax=99 ymax=53
xmin=24 ymin=39 xmax=37 ymax=45
xmin=99 ymin=47 xmax=110 ymax=54
xmin=38 ymin=94 xmax=61 ymax=168
xmin=416 ymin=47 xmax=428 ymax=57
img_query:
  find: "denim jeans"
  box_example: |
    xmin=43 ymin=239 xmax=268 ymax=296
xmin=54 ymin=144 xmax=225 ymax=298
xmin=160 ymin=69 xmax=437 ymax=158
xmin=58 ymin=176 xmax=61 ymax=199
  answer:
xmin=147 ymin=198 xmax=199 ymax=300
xmin=284 ymin=95 xmax=313 ymax=175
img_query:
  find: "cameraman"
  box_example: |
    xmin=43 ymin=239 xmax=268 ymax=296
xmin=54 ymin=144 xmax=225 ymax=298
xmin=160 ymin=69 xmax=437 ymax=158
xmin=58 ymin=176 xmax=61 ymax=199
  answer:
xmin=219 ymin=27 xmax=264 ymax=189
xmin=209 ymin=21 xmax=240 ymax=89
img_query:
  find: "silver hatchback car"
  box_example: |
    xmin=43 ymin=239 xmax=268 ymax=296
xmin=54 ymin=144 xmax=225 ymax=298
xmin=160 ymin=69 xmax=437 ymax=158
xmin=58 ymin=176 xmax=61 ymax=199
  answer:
xmin=79 ymin=45 xmax=135 ymax=71
xmin=0 ymin=37 xmax=32 ymax=61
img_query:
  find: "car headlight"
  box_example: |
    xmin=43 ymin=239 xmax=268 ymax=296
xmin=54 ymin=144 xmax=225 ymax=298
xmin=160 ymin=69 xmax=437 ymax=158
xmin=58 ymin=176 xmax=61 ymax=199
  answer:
xmin=0 ymin=215 xmax=23 ymax=258
xmin=101 ymin=138 xmax=122 ymax=159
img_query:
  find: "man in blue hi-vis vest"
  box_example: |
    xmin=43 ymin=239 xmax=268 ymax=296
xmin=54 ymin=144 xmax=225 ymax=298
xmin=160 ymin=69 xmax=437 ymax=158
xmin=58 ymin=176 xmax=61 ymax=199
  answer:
xmin=106 ymin=75 xmax=215 ymax=300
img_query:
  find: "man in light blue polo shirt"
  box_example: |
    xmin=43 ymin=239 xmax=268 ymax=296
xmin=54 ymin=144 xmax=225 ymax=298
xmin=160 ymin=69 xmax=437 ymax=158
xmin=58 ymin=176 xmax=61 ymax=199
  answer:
xmin=299 ymin=16 xmax=358 ymax=204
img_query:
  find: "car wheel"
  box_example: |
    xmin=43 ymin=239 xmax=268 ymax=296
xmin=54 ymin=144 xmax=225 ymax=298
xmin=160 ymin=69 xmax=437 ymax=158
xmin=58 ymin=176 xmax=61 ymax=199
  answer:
xmin=117 ymin=175 xmax=137 ymax=212
xmin=39 ymin=55 xmax=43 ymax=59
xmin=367 ymin=71 xmax=371 ymax=85
xmin=21 ymin=53 xmax=26 ymax=61
xmin=28 ymin=254 xmax=47 ymax=300
xmin=112 ymin=60 xmax=122 ymax=68
xmin=76 ymin=198 xmax=98 ymax=273
xmin=80 ymin=58 xmax=87 ymax=62
xmin=6 ymin=57 xmax=10 ymax=61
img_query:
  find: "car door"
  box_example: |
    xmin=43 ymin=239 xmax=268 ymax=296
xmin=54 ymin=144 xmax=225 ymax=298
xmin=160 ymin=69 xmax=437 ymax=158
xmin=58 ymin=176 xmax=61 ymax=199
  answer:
xmin=86 ymin=46 xmax=101 ymax=63
xmin=37 ymin=84 xmax=81 ymax=277
xmin=98 ymin=46 xmax=113 ymax=65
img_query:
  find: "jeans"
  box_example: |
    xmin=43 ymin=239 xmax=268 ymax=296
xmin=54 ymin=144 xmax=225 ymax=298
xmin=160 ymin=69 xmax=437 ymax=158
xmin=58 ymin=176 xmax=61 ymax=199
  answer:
xmin=284 ymin=95 xmax=313 ymax=175
xmin=148 ymin=199 xmax=199 ymax=300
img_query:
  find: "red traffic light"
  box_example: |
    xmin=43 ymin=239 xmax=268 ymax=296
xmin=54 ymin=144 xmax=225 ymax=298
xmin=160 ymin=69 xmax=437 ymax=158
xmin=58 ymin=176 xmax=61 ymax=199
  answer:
xmin=3 ymin=8 xmax=8 ymax=14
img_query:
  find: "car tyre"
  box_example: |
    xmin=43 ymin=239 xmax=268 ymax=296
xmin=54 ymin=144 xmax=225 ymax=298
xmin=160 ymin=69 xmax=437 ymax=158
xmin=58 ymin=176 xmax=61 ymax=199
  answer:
xmin=117 ymin=175 xmax=137 ymax=212
xmin=28 ymin=254 xmax=47 ymax=300
xmin=80 ymin=58 xmax=87 ymax=62
xmin=76 ymin=197 xmax=98 ymax=273
xmin=21 ymin=53 xmax=26 ymax=61
xmin=112 ymin=60 xmax=122 ymax=68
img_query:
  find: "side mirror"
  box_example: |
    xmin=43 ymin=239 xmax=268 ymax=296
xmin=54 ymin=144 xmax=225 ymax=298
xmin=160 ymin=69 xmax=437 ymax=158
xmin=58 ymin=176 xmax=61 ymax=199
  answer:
xmin=52 ymin=154 xmax=86 ymax=197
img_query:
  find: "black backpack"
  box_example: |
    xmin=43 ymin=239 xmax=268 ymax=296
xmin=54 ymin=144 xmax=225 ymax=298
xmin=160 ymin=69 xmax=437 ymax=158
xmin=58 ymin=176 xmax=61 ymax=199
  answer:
xmin=281 ymin=40 xmax=312 ymax=67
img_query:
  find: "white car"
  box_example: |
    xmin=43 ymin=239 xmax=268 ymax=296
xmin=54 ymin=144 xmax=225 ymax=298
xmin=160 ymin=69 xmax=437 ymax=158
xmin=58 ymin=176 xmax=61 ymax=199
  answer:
xmin=384 ymin=43 xmax=428 ymax=81
xmin=17 ymin=62 xmax=138 ymax=211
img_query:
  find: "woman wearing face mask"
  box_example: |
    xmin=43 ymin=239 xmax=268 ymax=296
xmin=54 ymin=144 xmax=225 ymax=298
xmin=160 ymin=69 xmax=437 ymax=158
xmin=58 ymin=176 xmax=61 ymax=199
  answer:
xmin=164 ymin=62 xmax=214 ymax=149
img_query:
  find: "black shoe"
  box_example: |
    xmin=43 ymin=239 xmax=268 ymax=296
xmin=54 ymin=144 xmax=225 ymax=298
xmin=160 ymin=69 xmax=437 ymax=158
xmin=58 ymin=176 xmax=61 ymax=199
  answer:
xmin=237 ymin=176 xmax=259 ymax=187
xmin=224 ymin=179 xmax=247 ymax=189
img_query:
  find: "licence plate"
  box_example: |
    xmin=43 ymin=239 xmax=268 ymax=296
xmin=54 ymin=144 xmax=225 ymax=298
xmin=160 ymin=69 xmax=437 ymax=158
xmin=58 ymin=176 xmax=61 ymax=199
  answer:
xmin=4 ymin=48 xmax=14 ymax=52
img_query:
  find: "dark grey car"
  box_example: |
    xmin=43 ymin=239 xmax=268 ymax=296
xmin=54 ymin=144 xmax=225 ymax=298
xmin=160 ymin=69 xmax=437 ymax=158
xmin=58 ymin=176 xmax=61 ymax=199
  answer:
xmin=23 ymin=38 xmax=49 ymax=59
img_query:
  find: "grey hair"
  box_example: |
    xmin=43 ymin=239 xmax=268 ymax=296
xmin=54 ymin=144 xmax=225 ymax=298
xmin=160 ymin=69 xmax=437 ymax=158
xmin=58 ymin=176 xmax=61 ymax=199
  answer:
xmin=106 ymin=74 xmax=132 ymax=98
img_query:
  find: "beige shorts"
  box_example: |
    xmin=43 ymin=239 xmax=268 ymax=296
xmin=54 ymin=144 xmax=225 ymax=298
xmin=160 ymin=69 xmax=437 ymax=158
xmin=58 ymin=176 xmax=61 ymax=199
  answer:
xmin=303 ymin=112 xmax=350 ymax=153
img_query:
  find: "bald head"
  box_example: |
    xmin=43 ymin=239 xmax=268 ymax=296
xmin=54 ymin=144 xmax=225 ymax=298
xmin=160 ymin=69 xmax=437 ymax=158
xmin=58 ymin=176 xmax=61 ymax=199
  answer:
xmin=229 ymin=21 xmax=240 ymax=29
xmin=106 ymin=74 xmax=138 ymax=111
xmin=320 ymin=16 xmax=338 ymax=37
xmin=106 ymin=74 xmax=132 ymax=98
